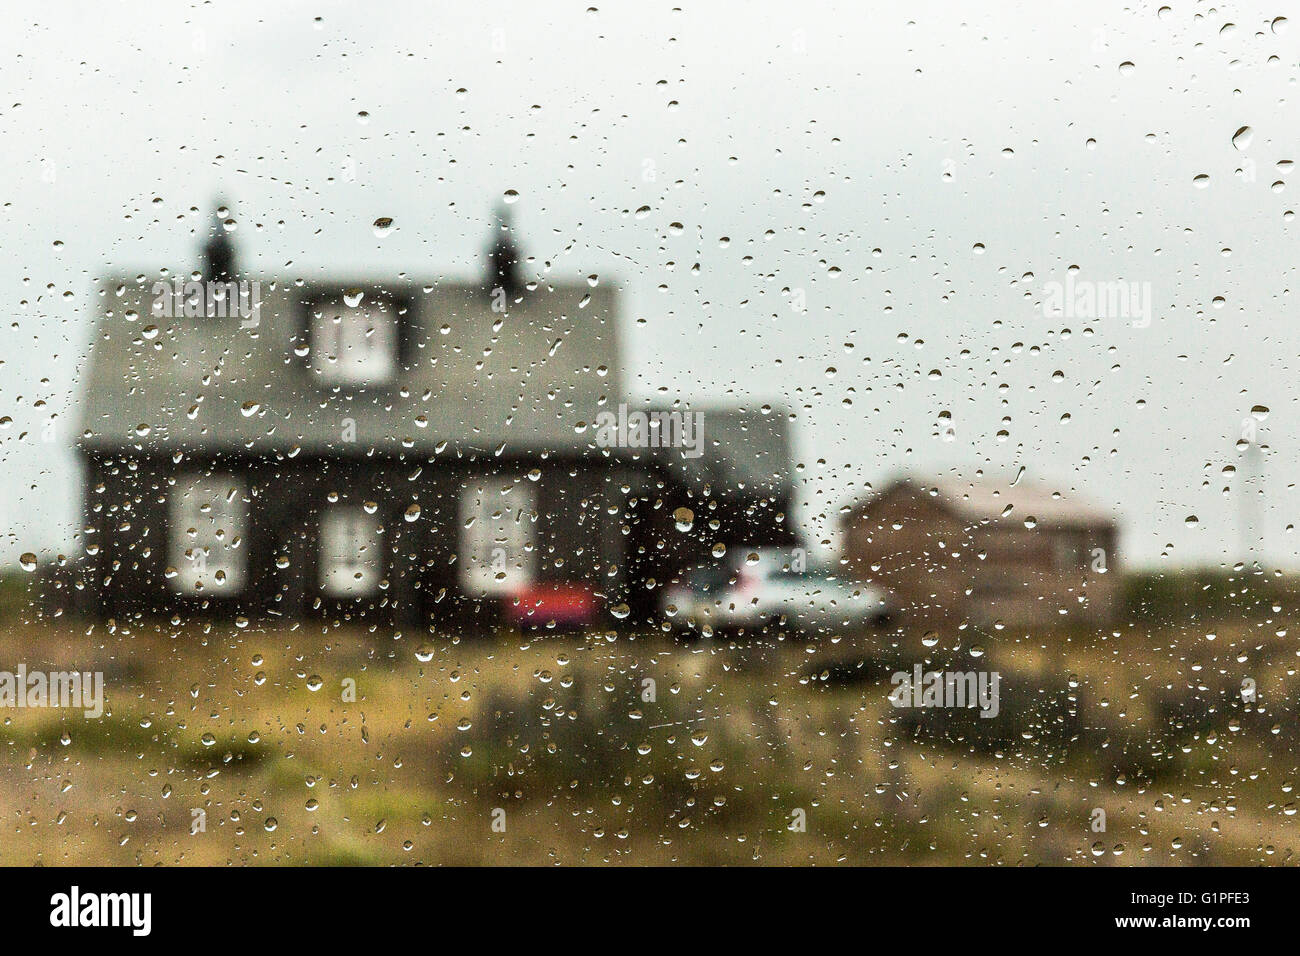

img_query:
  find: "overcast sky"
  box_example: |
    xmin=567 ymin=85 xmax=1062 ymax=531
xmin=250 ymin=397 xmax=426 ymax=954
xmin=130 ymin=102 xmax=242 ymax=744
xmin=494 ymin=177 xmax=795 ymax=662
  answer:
xmin=0 ymin=0 xmax=1297 ymax=570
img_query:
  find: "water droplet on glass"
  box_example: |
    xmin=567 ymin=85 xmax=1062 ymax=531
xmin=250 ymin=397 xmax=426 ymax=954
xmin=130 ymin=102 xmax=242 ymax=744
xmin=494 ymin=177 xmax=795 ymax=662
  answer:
xmin=673 ymin=507 xmax=694 ymax=532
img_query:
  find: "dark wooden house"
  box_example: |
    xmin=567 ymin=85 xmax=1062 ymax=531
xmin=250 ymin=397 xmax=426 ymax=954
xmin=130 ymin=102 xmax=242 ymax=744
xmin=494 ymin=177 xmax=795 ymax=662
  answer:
xmin=63 ymin=207 xmax=795 ymax=629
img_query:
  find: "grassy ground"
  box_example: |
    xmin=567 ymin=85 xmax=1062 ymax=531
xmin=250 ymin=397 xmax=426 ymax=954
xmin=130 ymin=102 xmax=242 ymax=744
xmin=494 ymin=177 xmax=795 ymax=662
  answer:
xmin=0 ymin=612 xmax=1294 ymax=865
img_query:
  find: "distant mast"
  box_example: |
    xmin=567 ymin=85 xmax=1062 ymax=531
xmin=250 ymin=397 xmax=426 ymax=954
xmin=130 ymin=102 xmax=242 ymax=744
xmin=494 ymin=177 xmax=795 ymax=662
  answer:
xmin=485 ymin=202 xmax=523 ymax=301
xmin=202 ymin=200 xmax=236 ymax=283
xmin=1239 ymin=437 xmax=1263 ymax=571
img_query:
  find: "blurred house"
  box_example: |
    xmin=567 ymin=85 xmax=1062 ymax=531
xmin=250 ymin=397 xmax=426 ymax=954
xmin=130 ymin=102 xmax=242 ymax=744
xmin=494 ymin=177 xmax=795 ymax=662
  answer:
xmin=840 ymin=476 xmax=1119 ymax=628
xmin=67 ymin=204 xmax=794 ymax=626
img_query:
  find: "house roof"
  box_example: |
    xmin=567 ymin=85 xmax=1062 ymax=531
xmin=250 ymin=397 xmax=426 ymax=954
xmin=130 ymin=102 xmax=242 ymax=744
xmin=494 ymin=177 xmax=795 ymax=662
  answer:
xmin=75 ymin=272 xmax=794 ymax=498
xmin=854 ymin=475 xmax=1115 ymax=530
xmin=77 ymin=274 xmax=623 ymax=459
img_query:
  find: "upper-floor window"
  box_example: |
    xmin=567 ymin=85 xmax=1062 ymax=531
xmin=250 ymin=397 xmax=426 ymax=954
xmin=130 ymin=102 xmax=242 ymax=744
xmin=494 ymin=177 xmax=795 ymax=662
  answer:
xmin=309 ymin=299 xmax=398 ymax=385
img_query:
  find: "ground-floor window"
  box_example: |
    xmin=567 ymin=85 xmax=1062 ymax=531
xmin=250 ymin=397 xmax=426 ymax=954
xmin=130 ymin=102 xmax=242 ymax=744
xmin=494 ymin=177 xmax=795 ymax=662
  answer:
xmin=169 ymin=474 xmax=247 ymax=594
xmin=319 ymin=505 xmax=384 ymax=597
xmin=458 ymin=479 xmax=537 ymax=595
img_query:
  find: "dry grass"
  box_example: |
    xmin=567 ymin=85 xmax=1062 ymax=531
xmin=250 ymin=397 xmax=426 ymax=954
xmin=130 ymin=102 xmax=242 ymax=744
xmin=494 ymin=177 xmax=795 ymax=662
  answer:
xmin=0 ymin=613 xmax=1294 ymax=865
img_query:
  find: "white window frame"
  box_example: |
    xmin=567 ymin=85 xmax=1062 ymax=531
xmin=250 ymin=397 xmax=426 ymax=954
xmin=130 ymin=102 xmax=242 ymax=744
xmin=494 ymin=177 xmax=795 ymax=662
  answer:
xmin=169 ymin=474 xmax=247 ymax=594
xmin=458 ymin=480 xmax=537 ymax=596
xmin=319 ymin=505 xmax=384 ymax=598
xmin=310 ymin=300 xmax=397 ymax=385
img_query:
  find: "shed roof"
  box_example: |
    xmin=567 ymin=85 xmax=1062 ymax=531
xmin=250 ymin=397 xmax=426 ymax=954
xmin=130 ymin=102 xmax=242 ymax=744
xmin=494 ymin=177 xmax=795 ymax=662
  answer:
xmin=854 ymin=475 xmax=1115 ymax=530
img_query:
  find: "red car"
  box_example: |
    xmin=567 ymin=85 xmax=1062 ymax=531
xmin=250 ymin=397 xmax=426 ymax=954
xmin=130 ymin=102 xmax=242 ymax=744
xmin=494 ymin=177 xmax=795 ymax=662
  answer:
xmin=504 ymin=583 xmax=600 ymax=628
